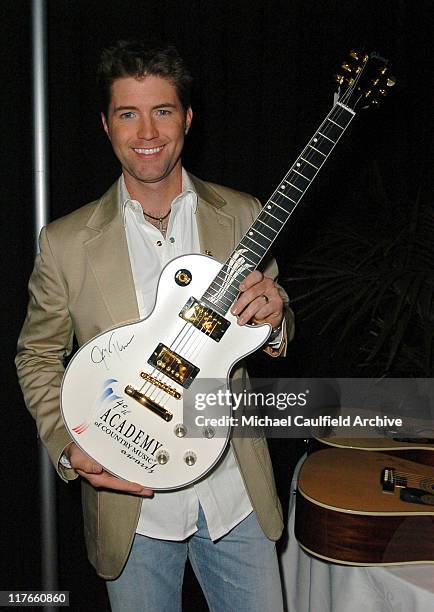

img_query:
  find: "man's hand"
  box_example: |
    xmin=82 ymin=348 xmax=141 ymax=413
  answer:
xmin=65 ymin=442 xmax=153 ymax=497
xmin=231 ymin=271 xmax=284 ymax=330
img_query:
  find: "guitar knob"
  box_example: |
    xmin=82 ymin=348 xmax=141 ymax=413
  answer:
xmin=156 ymin=450 xmax=169 ymax=465
xmin=174 ymin=423 xmax=187 ymax=438
xmin=202 ymin=426 xmax=215 ymax=439
xmin=184 ymin=451 xmax=197 ymax=466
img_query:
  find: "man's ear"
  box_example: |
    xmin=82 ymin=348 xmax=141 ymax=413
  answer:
xmin=184 ymin=107 xmax=193 ymax=134
xmin=101 ymin=112 xmax=111 ymax=140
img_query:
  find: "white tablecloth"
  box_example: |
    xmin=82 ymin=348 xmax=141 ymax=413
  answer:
xmin=280 ymin=456 xmax=434 ymax=612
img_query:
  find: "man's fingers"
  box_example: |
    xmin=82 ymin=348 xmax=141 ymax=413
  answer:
xmin=68 ymin=442 xmax=103 ymax=474
xmin=239 ymin=270 xmax=263 ymax=291
xmin=251 ymin=297 xmax=280 ymax=322
xmin=237 ymin=296 xmax=271 ymax=324
xmin=238 ymin=297 xmax=282 ymax=326
xmin=231 ymin=273 xmax=283 ymax=327
xmin=76 ymin=469 xmax=153 ymax=497
xmin=68 ymin=442 xmax=153 ymax=496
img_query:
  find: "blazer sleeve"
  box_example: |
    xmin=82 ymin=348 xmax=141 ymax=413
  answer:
xmin=16 ymin=226 xmax=78 ymax=481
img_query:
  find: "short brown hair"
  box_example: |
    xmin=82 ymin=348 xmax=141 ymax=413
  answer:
xmin=97 ymin=40 xmax=193 ymax=116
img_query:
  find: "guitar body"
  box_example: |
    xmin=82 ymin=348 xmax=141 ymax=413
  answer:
xmin=295 ymin=448 xmax=434 ymax=565
xmin=61 ymin=253 xmax=270 ymax=490
xmin=309 ymin=437 xmax=434 ymax=467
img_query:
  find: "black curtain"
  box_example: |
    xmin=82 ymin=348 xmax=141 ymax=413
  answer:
xmin=2 ymin=0 xmax=432 ymax=609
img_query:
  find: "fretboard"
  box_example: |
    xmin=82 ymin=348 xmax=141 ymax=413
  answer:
xmin=202 ymin=101 xmax=355 ymax=315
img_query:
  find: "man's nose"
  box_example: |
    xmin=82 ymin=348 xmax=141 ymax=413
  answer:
xmin=137 ymin=116 xmax=158 ymax=140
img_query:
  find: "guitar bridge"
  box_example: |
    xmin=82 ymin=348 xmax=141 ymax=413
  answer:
xmin=381 ymin=467 xmax=396 ymax=493
xmin=140 ymin=372 xmax=182 ymax=399
xmin=148 ymin=343 xmax=199 ymax=389
xmin=124 ymin=385 xmax=173 ymax=421
xmin=381 ymin=467 xmax=407 ymax=493
xmin=179 ymin=297 xmax=230 ymax=342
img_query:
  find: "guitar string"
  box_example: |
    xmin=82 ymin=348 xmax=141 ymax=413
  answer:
xmin=138 ymin=223 xmax=276 ymax=403
xmin=167 ymin=94 xmax=356 ymax=364
xmin=141 ymin=219 xmax=284 ymax=404
xmin=147 ymin=102 xmax=352 ymax=410
xmin=138 ymin=234 xmax=268 ymax=402
xmin=136 ymin=74 xmax=366 ymax=410
xmin=137 ymin=299 xmax=220 ymax=405
xmin=138 ymin=99 xmax=356 ymax=411
xmin=391 ymin=470 xmax=434 ymax=490
xmin=138 ymin=252 xmax=255 ymax=402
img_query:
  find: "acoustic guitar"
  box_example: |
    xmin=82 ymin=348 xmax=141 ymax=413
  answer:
xmin=61 ymin=51 xmax=394 ymax=490
xmin=295 ymin=448 xmax=434 ymax=565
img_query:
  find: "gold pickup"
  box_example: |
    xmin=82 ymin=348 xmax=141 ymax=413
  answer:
xmin=148 ymin=343 xmax=200 ymax=389
xmin=179 ymin=297 xmax=230 ymax=342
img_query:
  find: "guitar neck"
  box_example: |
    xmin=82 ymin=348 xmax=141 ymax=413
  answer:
xmin=202 ymin=101 xmax=356 ymax=315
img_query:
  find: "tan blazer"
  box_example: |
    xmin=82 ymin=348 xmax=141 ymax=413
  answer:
xmin=16 ymin=174 xmax=294 ymax=579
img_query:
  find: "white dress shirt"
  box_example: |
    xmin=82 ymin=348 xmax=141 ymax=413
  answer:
xmin=121 ymin=171 xmax=253 ymax=541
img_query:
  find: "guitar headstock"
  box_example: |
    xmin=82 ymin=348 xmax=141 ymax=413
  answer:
xmin=336 ymin=50 xmax=396 ymax=111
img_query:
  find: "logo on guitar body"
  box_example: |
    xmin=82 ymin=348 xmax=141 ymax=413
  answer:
xmin=72 ymin=378 xmax=122 ymax=434
xmin=73 ymin=378 xmax=164 ymax=473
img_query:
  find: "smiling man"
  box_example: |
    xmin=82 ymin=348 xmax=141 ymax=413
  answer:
xmin=16 ymin=40 xmax=293 ymax=612
xmin=102 ymin=75 xmax=192 ymax=196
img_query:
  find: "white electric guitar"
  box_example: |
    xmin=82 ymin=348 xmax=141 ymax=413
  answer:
xmin=61 ymin=51 xmax=394 ymax=489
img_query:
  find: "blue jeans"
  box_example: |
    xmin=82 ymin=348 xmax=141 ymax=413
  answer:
xmin=106 ymin=506 xmax=283 ymax=612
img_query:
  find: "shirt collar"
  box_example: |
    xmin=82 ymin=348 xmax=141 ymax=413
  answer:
xmin=120 ymin=169 xmax=197 ymax=226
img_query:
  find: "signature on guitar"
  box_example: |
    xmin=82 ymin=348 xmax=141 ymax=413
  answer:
xmin=90 ymin=331 xmax=135 ymax=368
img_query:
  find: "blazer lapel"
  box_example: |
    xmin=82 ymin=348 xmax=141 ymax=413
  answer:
xmin=190 ymin=174 xmax=236 ymax=262
xmin=84 ymin=181 xmax=140 ymax=326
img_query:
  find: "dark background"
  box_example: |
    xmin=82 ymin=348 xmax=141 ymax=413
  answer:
xmin=2 ymin=0 xmax=432 ymax=610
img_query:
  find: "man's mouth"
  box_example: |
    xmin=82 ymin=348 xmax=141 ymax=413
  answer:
xmin=133 ymin=146 xmax=165 ymax=155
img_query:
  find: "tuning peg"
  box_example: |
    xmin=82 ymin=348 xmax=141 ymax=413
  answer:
xmin=335 ymin=74 xmax=345 ymax=85
xmin=386 ymin=75 xmax=396 ymax=87
xmin=349 ymin=50 xmax=368 ymax=62
xmin=341 ymin=62 xmax=352 ymax=73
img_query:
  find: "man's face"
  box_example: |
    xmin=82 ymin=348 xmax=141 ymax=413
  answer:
xmin=102 ymin=75 xmax=192 ymax=188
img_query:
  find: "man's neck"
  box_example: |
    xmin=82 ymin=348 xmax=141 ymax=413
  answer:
xmin=123 ymin=166 xmax=183 ymax=215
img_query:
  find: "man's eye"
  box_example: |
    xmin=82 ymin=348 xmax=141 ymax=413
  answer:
xmin=120 ymin=111 xmax=135 ymax=119
xmin=155 ymin=109 xmax=171 ymax=117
